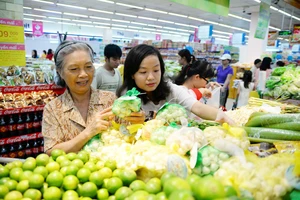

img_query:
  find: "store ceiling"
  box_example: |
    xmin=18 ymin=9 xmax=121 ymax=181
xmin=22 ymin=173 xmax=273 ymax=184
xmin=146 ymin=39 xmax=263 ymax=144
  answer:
xmin=23 ymin=0 xmax=300 ymax=38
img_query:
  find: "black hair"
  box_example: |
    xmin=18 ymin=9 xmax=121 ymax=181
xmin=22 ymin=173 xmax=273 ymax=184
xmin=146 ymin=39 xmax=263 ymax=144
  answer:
xmin=276 ymin=61 xmax=285 ymax=67
xmin=47 ymin=49 xmax=53 ymax=55
xmin=175 ymin=60 xmax=214 ymax=85
xmin=260 ymin=57 xmax=272 ymax=71
xmin=104 ymin=44 xmax=122 ymax=59
xmin=243 ymin=70 xmax=252 ymax=89
xmin=254 ymin=59 xmax=261 ymax=65
xmin=178 ymin=49 xmax=196 ymax=64
xmin=116 ymin=44 xmax=170 ymax=104
xmin=32 ymin=50 xmax=38 ymax=58
xmin=43 ymin=50 xmax=47 ymax=54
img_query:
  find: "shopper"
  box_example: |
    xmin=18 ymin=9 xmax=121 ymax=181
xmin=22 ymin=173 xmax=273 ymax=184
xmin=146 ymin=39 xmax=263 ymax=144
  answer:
xmin=46 ymin=49 xmax=54 ymax=60
xmin=276 ymin=61 xmax=285 ymax=67
xmin=32 ymin=50 xmax=39 ymax=58
xmin=250 ymin=59 xmax=261 ymax=81
xmin=255 ymin=57 xmax=273 ymax=90
xmin=235 ymin=70 xmax=254 ymax=108
xmin=216 ymin=54 xmax=233 ymax=108
xmin=117 ymin=44 xmax=233 ymax=124
xmin=92 ymin=44 xmax=122 ymax=92
xmin=41 ymin=50 xmax=47 ymax=59
xmin=178 ymin=49 xmax=196 ymax=68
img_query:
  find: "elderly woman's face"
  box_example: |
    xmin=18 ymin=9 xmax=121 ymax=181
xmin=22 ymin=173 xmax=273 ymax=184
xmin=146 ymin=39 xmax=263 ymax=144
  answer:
xmin=61 ymin=50 xmax=95 ymax=95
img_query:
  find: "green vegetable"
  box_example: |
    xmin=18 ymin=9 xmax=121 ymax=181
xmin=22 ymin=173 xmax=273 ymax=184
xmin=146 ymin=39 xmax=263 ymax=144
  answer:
xmin=265 ymin=122 xmax=300 ymax=131
xmin=247 ymin=137 xmax=283 ymax=143
xmin=188 ymin=120 xmax=220 ymax=130
xmin=272 ymin=67 xmax=286 ymax=76
xmin=266 ymin=76 xmax=281 ymax=89
xmin=244 ymin=127 xmax=300 ymax=140
xmin=245 ymin=113 xmax=300 ymax=127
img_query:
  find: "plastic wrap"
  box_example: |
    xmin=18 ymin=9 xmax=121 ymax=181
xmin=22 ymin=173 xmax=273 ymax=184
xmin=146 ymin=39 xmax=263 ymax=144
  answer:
xmin=150 ymin=124 xmax=178 ymax=145
xmin=155 ymin=103 xmax=187 ymax=124
xmin=83 ymin=135 xmax=104 ymax=152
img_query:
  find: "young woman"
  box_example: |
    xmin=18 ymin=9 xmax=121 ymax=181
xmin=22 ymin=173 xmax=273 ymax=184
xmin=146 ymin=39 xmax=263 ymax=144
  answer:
xmin=178 ymin=49 xmax=196 ymax=68
xmin=32 ymin=49 xmax=39 ymax=58
xmin=41 ymin=50 xmax=47 ymax=59
xmin=255 ymin=57 xmax=273 ymax=90
xmin=236 ymin=70 xmax=254 ymax=108
xmin=117 ymin=44 xmax=233 ymax=124
xmin=46 ymin=49 xmax=54 ymax=60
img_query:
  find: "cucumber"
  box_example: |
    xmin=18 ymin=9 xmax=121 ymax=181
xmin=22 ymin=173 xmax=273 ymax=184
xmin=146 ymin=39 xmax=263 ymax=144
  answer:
xmin=245 ymin=113 xmax=300 ymax=127
xmin=265 ymin=122 xmax=300 ymax=131
xmin=247 ymin=137 xmax=283 ymax=143
xmin=244 ymin=127 xmax=300 ymax=141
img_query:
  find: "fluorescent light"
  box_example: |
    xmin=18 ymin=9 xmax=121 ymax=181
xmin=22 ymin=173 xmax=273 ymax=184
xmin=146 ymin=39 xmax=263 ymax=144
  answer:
xmin=189 ymin=25 xmax=197 ymax=28
xmin=40 ymin=20 xmax=55 ymax=23
xmin=49 ymin=17 xmax=71 ymax=21
xmin=57 ymin=3 xmax=86 ymax=10
xmin=229 ymin=14 xmax=242 ymax=19
xmin=112 ymin=19 xmax=130 ymax=23
xmin=212 ymin=34 xmax=229 ymax=38
xmin=188 ymin=16 xmax=204 ymax=22
xmin=128 ymin=26 xmax=142 ymax=29
xmin=285 ymin=39 xmax=289 ymax=41
xmin=32 ymin=0 xmax=54 ymax=4
xmin=205 ymin=20 xmax=219 ymax=25
xmin=88 ymin=8 xmax=113 ymax=14
xmin=93 ymin=22 xmax=110 ymax=25
xmin=33 ymin=8 xmax=62 ymax=14
xmin=292 ymin=16 xmax=300 ymax=21
xmin=278 ymin=37 xmax=284 ymax=40
xmin=24 ymin=14 xmax=47 ymax=18
xmin=231 ymin=26 xmax=249 ymax=32
xmin=111 ymin=27 xmax=124 ymax=30
xmin=269 ymin=26 xmax=280 ymax=31
xmin=64 ymin=12 xmax=88 ymax=18
xmin=148 ymin=24 xmax=162 ymax=28
xmin=178 ymin=33 xmax=190 ymax=36
xmin=116 ymin=3 xmax=143 ymax=9
xmin=253 ymin=0 xmax=261 ymax=3
xmin=168 ymin=12 xmax=187 ymax=18
xmin=78 ymin=24 xmax=94 ymax=27
xmin=131 ymin=22 xmax=147 ymax=25
xmin=58 ymin=22 xmax=76 ymax=25
xmin=270 ymin=6 xmax=278 ymax=11
xmin=95 ymin=25 xmax=110 ymax=29
xmin=97 ymin=0 xmax=114 ymax=3
xmin=126 ymin=29 xmax=139 ymax=32
xmin=157 ymin=19 xmax=174 ymax=24
xmin=215 ymin=38 xmax=229 ymax=41
xmin=164 ymin=27 xmax=177 ymax=30
xmin=218 ymin=24 xmax=232 ymax=28
xmin=23 ymin=7 xmax=32 ymax=9
xmin=138 ymin=16 xmax=157 ymax=21
xmin=89 ymin=16 xmax=110 ymax=21
xmin=156 ymin=29 xmax=169 ymax=33
xmin=111 ymin=24 xmax=127 ymax=27
xmin=115 ymin=13 xmax=137 ymax=18
xmin=145 ymin=8 xmax=167 ymax=14
xmin=72 ymin=20 xmax=92 ymax=23
xmin=242 ymin=18 xmax=251 ymax=22
xmin=24 ymin=18 xmax=34 ymax=20
xmin=178 ymin=29 xmax=193 ymax=33
xmin=278 ymin=10 xmax=291 ymax=17
xmin=213 ymin=30 xmax=232 ymax=35
xmin=245 ymin=35 xmax=249 ymax=38
xmin=139 ymin=30 xmax=151 ymax=33
xmin=143 ymin=27 xmax=156 ymax=31
xmin=175 ymin=23 xmax=190 ymax=27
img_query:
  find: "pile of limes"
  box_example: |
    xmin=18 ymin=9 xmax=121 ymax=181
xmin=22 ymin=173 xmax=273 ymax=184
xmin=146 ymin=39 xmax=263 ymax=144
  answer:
xmin=0 ymin=149 xmax=237 ymax=200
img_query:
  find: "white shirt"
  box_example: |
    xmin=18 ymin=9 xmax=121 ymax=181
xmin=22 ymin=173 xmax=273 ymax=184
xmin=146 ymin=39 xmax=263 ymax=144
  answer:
xmin=237 ymin=81 xmax=254 ymax=108
xmin=92 ymin=66 xmax=122 ymax=93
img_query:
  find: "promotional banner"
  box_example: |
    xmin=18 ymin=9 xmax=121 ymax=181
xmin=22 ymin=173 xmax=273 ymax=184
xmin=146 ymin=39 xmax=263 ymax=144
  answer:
xmin=0 ymin=18 xmax=24 ymax=43
xmin=291 ymin=24 xmax=300 ymax=43
xmin=169 ymin=0 xmax=229 ymax=16
xmin=0 ymin=44 xmax=26 ymax=66
xmin=255 ymin=0 xmax=271 ymax=39
xmin=32 ymin=21 xmax=43 ymax=37
xmin=155 ymin=34 xmax=161 ymax=41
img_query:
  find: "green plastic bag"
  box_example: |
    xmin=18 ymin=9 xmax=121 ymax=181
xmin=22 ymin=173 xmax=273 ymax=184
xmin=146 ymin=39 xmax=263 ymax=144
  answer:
xmin=83 ymin=135 xmax=103 ymax=152
xmin=150 ymin=123 xmax=179 ymax=145
xmin=155 ymin=103 xmax=187 ymax=124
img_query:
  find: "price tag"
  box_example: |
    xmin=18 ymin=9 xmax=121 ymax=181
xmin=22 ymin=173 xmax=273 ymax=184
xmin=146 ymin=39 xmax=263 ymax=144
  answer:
xmin=0 ymin=18 xmax=24 ymax=43
xmin=0 ymin=44 xmax=26 ymax=66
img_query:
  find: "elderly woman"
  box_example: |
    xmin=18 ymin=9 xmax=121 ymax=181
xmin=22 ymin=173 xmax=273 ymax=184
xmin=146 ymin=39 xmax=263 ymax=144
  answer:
xmin=42 ymin=41 xmax=116 ymax=154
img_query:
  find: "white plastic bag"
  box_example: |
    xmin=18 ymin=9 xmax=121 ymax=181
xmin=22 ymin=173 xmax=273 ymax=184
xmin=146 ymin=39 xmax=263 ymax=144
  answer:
xmin=206 ymin=87 xmax=220 ymax=108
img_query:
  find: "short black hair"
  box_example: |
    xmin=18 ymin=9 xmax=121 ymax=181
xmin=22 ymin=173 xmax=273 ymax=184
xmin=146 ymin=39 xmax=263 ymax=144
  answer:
xmin=104 ymin=44 xmax=122 ymax=59
xmin=178 ymin=49 xmax=195 ymax=64
xmin=254 ymin=59 xmax=261 ymax=65
xmin=276 ymin=61 xmax=285 ymax=67
xmin=260 ymin=57 xmax=272 ymax=71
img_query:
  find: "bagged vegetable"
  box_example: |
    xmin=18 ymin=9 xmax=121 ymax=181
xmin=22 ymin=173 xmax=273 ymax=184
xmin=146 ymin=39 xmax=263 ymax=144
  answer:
xmin=150 ymin=124 xmax=178 ymax=145
xmin=83 ymin=135 xmax=103 ymax=152
xmin=141 ymin=119 xmax=165 ymax=140
xmin=272 ymin=67 xmax=287 ymax=76
xmin=112 ymin=87 xmax=141 ymax=118
xmin=155 ymin=103 xmax=187 ymax=124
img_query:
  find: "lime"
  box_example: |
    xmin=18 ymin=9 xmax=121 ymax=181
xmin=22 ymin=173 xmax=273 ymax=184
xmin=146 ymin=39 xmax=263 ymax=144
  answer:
xmin=156 ymin=192 xmax=168 ymax=200
xmin=16 ymin=180 xmax=29 ymax=193
xmin=89 ymin=171 xmax=104 ymax=187
xmin=60 ymin=166 xmax=68 ymax=176
xmin=107 ymin=177 xmax=123 ymax=194
xmin=97 ymin=188 xmax=109 ymax=200
xmin=103 ymin=178 xmax=109 ymax=189
xmin=66 ymin=165 xmax=79 ymax=176
xmin=46 ymin=162 xmax=60 ymax=173
xmin=51 ymin=149 xmax=65 ymax=161
xmin=99 ymin=167 xmax=113 ymax=179
xmin=0 ymin=185 xmax=9 ymax=198
xmin=56 ymin=155 xmax=68 ymax=165
xmin=4 ymin=179 xmax=18 ymax=191
xmin=9 ymin=167 xmax=23 ymax=181
xmin=60 ymin=160 xmax=71 ymax=167
xmin=62 ymin=190 xmax=79 ymax=200
xmin=22 ymin=160 xmax=36 ymax=171
xmin=186 ymin=174 xmax=201 ymax=186
xmin=11 ymin=160 xmax=23 ymax=168
xmin=191 ymin=176 xmax=225 ymax=200
xmin=146 ymin=178 xmax=161 ymax=194
xmin=23 ymin=188 xmax=42 ymax=200
xmin=129 ymin=180 xmax=146 ymax=192
xmin=0 ymin=167 xmax=9 ymax=178
xmin=66 ymin=153 xmax=77 ymax=161
xmin=63 ymin=175 xmax=79 ymax=190
xmin=148 ymin=194 xmax=157 ymax=200
xmin=81 ymin=197 xmax=92 ymax=200
xmin=108 ymin=195 xmax=116 ymax=200
xmin=28 ymin=174 xmax=44 ymax=189
xmin=46 ymin=171 xmax=64 ymax=187
xmin=225 ymin=186 xmax=238 ymax=197
xmin=77 ymin=168 xmax=91 ymax=183
xmin=33 ymin=166 xmax=48 ymax=179
xmin=5 ymin=162 xmax=16 ymax=171
xmin=96 ymin=161 xmax=105 ymax=170
xmin=79 ymin=182 xmax=97 ymax=198
xmin=77 ymin=152 xmax=89 ymax=163
xmin=112 ymin=169 xmax=122 ymax=178
xmin=43 ymin=186 xmax=62 ymax=200
xmin=71 ymin=159 xmax=84 ymax=169
xmin=104 ymin=160 xmax=117 ymax=171
xmin=163 ymin=177 xmax=191 ymax=197
xmin=115 ymin=186 xmax=133 ymax=200
xmin=169 ymin=190 xmax=194 ymax=200
xmin=84 ymin=162 xmax=97 ymax=172
xmin=40 ymin=182 xmax=48 ymax=194
xmin=36 ymin=154 xmax=50 ymax=166
xmin=89 ymin=157 xmax=99 ymax=164
xmin=4 ymin=191 xmax=22 ymax=200
xmin=160 ymin=172 xmax=175 ymax=186
xmin=119 ymin=170 xmax=137 ymax=186
xmin=0 ymin=177 xmax=10 ymax=185
xmin=128 ymin=191 xmax=149 ymax=200
xmin=20 ymin=171 xmax=33 ymax=181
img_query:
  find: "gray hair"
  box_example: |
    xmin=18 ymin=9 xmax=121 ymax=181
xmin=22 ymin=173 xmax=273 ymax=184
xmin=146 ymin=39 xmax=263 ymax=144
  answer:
xmin=54 ymin=41 xmax=94 ymax=87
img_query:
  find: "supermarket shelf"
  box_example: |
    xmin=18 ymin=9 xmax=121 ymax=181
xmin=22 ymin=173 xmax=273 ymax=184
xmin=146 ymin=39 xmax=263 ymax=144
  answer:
xmin=0 ymin=132 xmax=42 ymax=145
xmin=0 ymin=105 xmax=45 ymax=115
xmin=0 ymin=84 xmax=65 ymax=94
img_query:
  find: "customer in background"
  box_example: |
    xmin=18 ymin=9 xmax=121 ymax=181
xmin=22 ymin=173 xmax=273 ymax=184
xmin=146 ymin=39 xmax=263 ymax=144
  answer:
xmin=235 ymin=70 xmax=254 ymax=108
xmin=216 ymin=54 xmax=233 ymax=108
xmin=46 ymin=49 xmax=54 ymax=60
xmin=276 ymin=60 xmax=285 ymax=67
xmin=255 ymin=57 xmax=272 ymax=90
xmin=251 ymin=59 xmax=261 ymax=82
xmin=32 ymin=50 xmax=39 ymax=58
xmin=178 ymin=49 xmax=196 ymax=68
xmin=92 ymin=44 xmax=122 ymax=92
xmin=41 ymin=50 xmax=47 ymax=59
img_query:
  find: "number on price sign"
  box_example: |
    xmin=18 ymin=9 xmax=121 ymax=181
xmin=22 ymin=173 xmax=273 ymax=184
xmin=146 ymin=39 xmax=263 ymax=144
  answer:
xmin=0 ymin=25 xmax=24 ymax=43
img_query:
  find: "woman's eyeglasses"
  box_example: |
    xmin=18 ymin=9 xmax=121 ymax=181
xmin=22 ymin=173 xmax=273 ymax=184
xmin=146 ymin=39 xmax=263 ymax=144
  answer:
xmin=202 ymin=77 xmax=209 ymax=84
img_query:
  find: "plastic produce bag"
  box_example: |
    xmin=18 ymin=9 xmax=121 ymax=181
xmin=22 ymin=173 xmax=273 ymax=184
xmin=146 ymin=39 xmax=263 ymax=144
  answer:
xmin=150 ymin=124 xmax=179 ymax=145
xmin=112 ymin=87 xmax=141 ymax=118
xmin=272 ymin=67 xmax=287 ymax=76
xmin=155 ymin=103 xmax=187 ymax=124
xmin=83 ymin=135 xmax=103 ymax=152
xmin=206 ymin=87 xmax=220 ymax=108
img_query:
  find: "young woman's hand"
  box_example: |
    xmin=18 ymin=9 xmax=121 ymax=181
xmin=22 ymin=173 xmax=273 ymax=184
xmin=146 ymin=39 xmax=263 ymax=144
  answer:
xmin=125 ymin=111 xmax=145 ymax=124
xmin=207 ymin=82 xmax=221 ymax=90
xmin=215 ymin=110 xmax=235 ymax=125
xmin=199 ymin=88 xmax=212 ymax=99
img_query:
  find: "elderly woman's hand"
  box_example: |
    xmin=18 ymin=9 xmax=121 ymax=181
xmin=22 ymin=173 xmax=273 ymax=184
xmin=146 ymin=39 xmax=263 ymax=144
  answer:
xmin=124 ymin=111 xmax=145 ymax=124
xmin=85 ymin=106 xmax=114 ymax=137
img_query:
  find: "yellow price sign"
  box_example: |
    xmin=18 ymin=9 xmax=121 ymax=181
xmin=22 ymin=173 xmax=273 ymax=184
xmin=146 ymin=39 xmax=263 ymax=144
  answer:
xmin=0 ymin=18 xmax=24 ymax=43
xmin=0 ymin=44 xmax=26 ymax=66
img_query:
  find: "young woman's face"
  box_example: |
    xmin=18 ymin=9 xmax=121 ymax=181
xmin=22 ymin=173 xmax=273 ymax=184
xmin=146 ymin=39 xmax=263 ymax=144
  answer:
xmin=192 ymin=75 xmax=208 ymax=88
xmin=132 ymin=55 xmax=161 ymax=93
xmin=60 ymin=50 xmax=95 ymax=95
xmin=178 ymin=56 xmax=186 ymax=66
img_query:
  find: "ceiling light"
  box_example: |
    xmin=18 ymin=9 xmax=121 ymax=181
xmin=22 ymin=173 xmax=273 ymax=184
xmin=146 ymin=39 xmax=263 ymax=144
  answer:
xmin=278 ymin=10 xmax=291 ymax=17
xmin=131 ymin=22 xmax=147 ymax=25
xmin=64 ymin=12 xmax=88 ymax=18
xmin=168 ymin=12 xmax=187 ymax=18
xmin=88 ymin=8 xmax=113 ymax=14
xmin=57 ymin=3 xmax=86 ymax=10
xmin=138 ymin=16 xmax=157 ymax=21
xmin=178 ymin=33 xmax=190 ymax=36
xmin=213 ymin=30 xmax=232 ymax=35
xmin=218 ymin=24 xmax=231 ymax=28
xmin=212 ymin=34 xmax=229 ymax=38
xmin=205 ymin=20 xmax=219 ymax=25
xmin=188 ymin=16 xmax=204 ymax=22
xmin=284 ymin=39 xmax=289 ymax=41
xmin=112 ymin=19 xmax=130 ymax=23
xmin=292 ymin=16 xmax=300 ymax=21
xmin=72 ymin=20 xmax=92 ymax=23
xmin=143 ymin=27 xmax=156 ymax=31
xmin=215 ymin=37 xmax=229 ymax=41
xmin=126 ymin=29 xmax=139 ymax=32
xmin=270 ymin=6 xmax=278 ymax=11
xmin=116 ymin=3 xmax=143 ymax=9
xmin=49 ymin=17 xmax=71 ymax=21
xmin=34 ymin=8 xmax=62 ymax=14
xmin=128 ymin=26 xmax=142 ymax=29
xmin=24 ymin=13 xmax=47 ymax=18
xmin=23 ymin=7 xmax=32 ymax=9
xmin=245 ymin=35 xmax=249 ymax=38
xmin=32 ymin=0 xmax=54 ymax=4
xmin=112 ymin=24 xmax=127 ymax=27
xmin=58 ymin=22 xmax=76 ymax=25
xmin=24 ymin=18 xmax=34 ymax=20
xmin=139 ymin=30 xmax=151 ymax=33
xmin=97 ymin=0 xmax=114 ymax=3
xmin=40 ymin=20 xmax=55 ymax=23
xmin=148 ymin=24 xmax=162 ymax=28
xmin=175 ymin=23 xmax=190 ymax=27
xmin=278 ymin=37 xmax=284 ymax=40
xmin=269 ymin=26 xmax=280 ymax=31
xmin=253 ymin=0 xmax=261 ymax=3
xmin=189 ymin=25 xmax=197 ymax=28
xmin=93 ymin=22 xmax=110 ymax=25
xmin=228 ymin=14 xmax=242 ymax=19
xmin=115 ymin=13 xmax=137 ymax=18
xmin=176 ymin=28 xmax=188 ymax=32
xmin=242 ymin=18 xmax=251 ymax=22
xmin=164 ymin=27 xmax=177 ymax=30
xmin=89 ymin=16 xmax=110 ymax=21
xmin=111 ymin=27 xmax=124 ymax=30
xmin=155 ymin=29 xmax=169 ymax=33
xmin=78 ymin=24 xmax=94 ymax=27
xmin=168 ymin=31 xmax=180 ymax=34
xmin=178 ymin=29 xmax=193 ymax=33
xmin=145 ymin=8 xmax=167 ymax=14
xmin=157 ymin=19 xmax=174 ymax=24
xmin=95 ymin=25 xmax=110 ymax=29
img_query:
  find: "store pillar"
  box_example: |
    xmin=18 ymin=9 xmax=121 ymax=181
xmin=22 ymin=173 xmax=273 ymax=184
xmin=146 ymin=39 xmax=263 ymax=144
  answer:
xmin=0 ymin=0 xmax=23 ymax=20
xmin=246 ymin=12 xmax=269 ymax=63
xmin=103 ymin=28 xmax=113 ymax=44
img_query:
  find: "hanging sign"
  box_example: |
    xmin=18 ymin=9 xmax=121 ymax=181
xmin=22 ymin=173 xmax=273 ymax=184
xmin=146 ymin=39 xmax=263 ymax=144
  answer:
xmin=32 ymin=21 xmax=43 ymax=37
xmin=197 ymin=25 xmax=213 ymax=39
xmin=291 ymin=24 xmax=300 ymax=43
xmin=255 ymin=0 xmax=271 ymax=39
